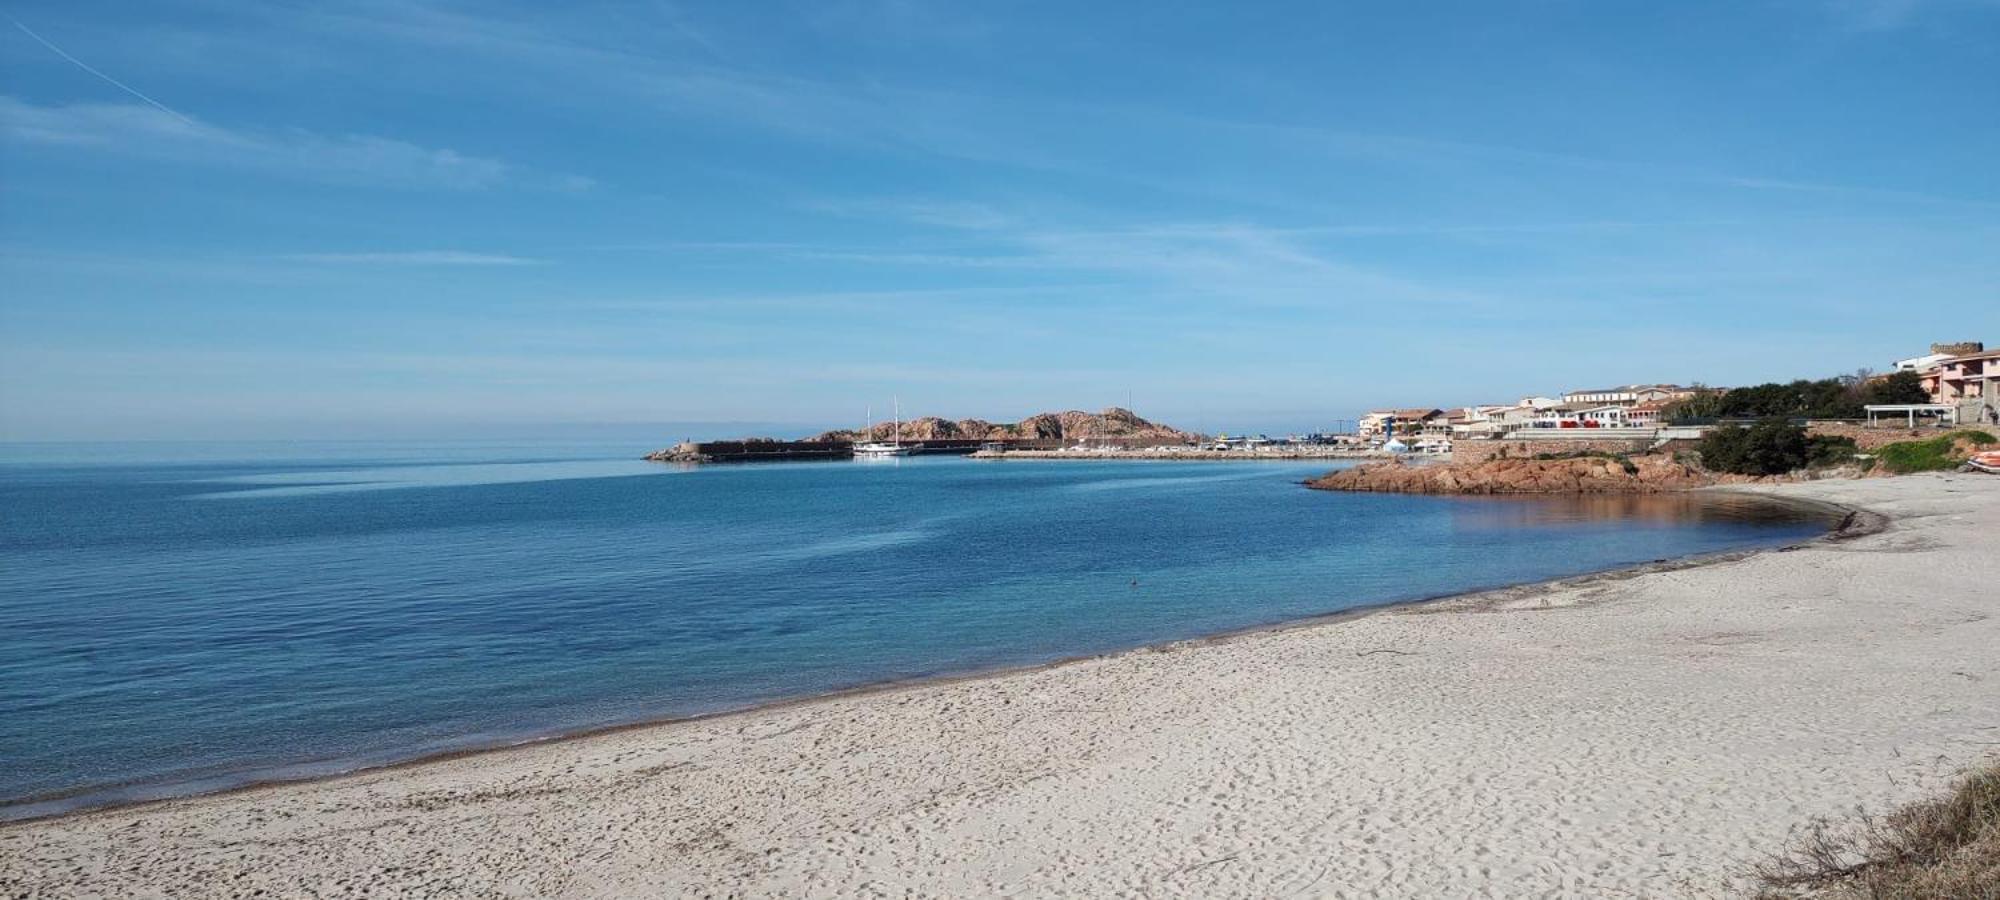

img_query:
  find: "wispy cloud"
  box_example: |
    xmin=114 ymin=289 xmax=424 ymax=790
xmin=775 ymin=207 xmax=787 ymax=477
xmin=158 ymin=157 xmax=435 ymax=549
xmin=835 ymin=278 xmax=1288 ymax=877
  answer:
xmin=278 ymin=251 xmax=547 ymax=266
xmin=775 ymin=219 xmax=1498 ymax=311
xmin=7 ymin=15 xmax=196 ymax=125
xmin=805 ymin=197 xmax=1015 ymax=230
xmin=1715 ymin=175 xmax=1997 ymax=209
xmin=0 ymin=95 xmax=589 ymax=191
xmin=1816 ymin=0 xmax=1999 ymax=29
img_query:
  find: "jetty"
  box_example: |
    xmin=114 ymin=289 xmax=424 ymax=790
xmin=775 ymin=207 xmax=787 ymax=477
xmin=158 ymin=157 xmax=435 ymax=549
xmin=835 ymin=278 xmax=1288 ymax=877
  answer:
xmin=971 ymin=446 xmax=1386 ymax=461
xmin=647 ymin=438 xmax=1387 ymax=464
xmin=647 ymin=438 xmax=1068 ymax=464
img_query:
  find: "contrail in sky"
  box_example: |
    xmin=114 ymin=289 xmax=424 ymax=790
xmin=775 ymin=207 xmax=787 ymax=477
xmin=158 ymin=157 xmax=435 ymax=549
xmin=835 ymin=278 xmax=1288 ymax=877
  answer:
xmin=9 ymin=14 xmax=198 ymax=126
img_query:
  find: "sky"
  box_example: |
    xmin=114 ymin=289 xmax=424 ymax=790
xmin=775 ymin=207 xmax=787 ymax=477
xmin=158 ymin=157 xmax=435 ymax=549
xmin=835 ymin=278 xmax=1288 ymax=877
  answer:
xmin=2 ymin=0 xmax=1997 ymax=441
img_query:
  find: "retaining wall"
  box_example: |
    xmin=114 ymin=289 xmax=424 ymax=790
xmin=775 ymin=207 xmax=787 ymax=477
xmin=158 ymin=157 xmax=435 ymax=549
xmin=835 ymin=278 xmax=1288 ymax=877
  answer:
xmin=1451 ymin=438 xmax=1656 ymax=465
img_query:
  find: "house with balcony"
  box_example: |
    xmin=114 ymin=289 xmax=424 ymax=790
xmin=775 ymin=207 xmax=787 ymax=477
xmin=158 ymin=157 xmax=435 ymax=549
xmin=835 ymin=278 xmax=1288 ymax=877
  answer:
xmin=1922 ymin=348 xmax=2000 ymax=424
xmin=1359 ymin=408 xmax=1444 ymax=440
xmin=1627 ymin=400 xmax=1671 ymax=428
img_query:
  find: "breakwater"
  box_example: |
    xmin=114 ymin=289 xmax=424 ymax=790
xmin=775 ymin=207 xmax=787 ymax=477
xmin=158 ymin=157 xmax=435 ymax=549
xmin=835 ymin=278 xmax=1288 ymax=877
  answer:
xmin=648 ymin=439 xmax=1389 ymax=463
xmin=974 ymin=447 xmax=1385 ymax=461
xmin=647 ymin=438 xmax=1072 ymax=463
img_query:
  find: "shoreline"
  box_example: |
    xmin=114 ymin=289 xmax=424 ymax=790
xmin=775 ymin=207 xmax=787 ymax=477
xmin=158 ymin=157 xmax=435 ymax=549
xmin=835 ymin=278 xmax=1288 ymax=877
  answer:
xmin=0 ymin=488 xmax=1852 ymax=828
xmin=7 ymin=474 xmax=1995 ymax=896
xmin=970 ymin=449 xmax=1393 ymax=461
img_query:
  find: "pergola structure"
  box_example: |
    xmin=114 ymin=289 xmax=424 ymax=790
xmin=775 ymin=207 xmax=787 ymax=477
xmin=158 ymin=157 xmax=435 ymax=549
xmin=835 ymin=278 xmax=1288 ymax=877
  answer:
xmin=1864 ymin=404 xmax=1958 ymax=427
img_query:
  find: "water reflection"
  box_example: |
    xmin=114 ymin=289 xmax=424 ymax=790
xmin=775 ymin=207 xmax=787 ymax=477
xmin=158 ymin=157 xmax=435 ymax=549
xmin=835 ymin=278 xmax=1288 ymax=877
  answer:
xmin=1444 ymin=492 xmax=1838 ymax=531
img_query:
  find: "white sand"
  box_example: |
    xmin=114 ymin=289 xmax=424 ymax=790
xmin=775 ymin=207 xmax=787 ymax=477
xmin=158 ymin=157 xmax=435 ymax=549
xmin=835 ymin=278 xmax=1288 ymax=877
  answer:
xmin=4 ymin=474 xmax=1998 ymax=898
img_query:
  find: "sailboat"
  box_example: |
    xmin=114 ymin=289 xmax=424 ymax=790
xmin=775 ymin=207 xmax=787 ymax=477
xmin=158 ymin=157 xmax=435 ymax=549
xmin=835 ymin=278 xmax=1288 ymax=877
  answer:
xmin=854 ymin=398 xmax=913 ymax=459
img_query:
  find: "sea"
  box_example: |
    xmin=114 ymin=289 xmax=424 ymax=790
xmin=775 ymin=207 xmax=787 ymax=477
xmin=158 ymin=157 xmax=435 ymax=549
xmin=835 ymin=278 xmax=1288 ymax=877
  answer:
xmin=0 ymin=441 xmax=1834 ymax=820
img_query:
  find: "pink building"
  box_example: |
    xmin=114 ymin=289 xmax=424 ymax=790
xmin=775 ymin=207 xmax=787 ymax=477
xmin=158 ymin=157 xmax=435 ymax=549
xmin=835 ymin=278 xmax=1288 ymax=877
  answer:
xmin=1922 ymin=348 xmax=1999 ymax=423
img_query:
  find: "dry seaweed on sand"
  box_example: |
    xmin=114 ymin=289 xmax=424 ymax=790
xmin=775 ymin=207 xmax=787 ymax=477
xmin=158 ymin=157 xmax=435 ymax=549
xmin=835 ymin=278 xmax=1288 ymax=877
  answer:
xmin=1756 ymin=761 xmax=2000 ymax=899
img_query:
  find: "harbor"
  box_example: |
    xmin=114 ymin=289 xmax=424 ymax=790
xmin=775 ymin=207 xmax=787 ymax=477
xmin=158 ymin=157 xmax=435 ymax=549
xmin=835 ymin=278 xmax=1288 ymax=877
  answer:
xmin=646 ymin=437 xmax=1391 ymax=464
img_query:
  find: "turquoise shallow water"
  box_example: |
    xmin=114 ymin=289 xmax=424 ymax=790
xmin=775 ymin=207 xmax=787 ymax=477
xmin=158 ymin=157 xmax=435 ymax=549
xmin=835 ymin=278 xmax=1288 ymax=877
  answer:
xmin=0 ymin=442 xmax=1832 ymax=819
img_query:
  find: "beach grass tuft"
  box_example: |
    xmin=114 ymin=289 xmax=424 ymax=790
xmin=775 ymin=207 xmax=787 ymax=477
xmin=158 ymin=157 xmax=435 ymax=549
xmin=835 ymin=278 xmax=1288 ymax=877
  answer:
xmin=1755 ymin=761 xmax=2000 ymax=899
xmin=1872 ymin=430 xmax=1999 ymax=475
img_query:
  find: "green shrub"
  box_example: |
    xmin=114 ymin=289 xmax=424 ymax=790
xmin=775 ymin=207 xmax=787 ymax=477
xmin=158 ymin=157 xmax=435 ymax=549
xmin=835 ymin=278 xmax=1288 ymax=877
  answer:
xmin=1873 ymin=430 xmax=1999 ymax=474
xmin=1861 ymin=370 xmax=1930 ymax=405
xmin=1807 ymin=434 xmax=1859 ymax=467
xmin=1698 ymin=419 xmax=1856 ymax=475
xmin=1665 ymin=370 xmax=1938 ymax=424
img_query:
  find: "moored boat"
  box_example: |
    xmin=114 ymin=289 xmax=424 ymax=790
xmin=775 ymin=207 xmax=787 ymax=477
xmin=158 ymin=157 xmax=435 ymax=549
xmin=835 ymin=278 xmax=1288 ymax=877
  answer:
xmin=855 ymin=398 xmax=913 ymax=459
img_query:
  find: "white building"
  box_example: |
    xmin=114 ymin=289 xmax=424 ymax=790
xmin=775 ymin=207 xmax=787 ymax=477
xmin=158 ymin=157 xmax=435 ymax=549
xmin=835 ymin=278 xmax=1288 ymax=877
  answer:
xmin=1562 ymin=385 xmax=1692 ymax=408
xmin=1893 ymin=353 xmax=1952 ymax=373
xmin=1578 ymin=405 xmax=1631 ymax=427
xmin=1450 ymin=405 xmax=1514 ymax=440
xmin=1563 ymin=387 xmax=1638 ymax=406
xmin=1487 ymin=403 xmax=1549 ymax=432
xmin=1534 ymin=403 xmax=1631 ymax=428
xmin=1359 ymin=408 xmax=1444 ymax=440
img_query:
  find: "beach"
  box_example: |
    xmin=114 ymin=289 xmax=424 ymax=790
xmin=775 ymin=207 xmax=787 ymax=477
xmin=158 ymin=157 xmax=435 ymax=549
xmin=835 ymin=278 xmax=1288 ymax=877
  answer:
xmin=4 ymin=473 xmax=1997 ymax=897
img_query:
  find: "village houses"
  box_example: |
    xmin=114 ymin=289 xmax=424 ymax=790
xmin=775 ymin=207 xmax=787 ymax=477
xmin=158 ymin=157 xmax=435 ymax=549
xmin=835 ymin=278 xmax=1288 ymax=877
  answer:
xmin=1356 ymin=340 xmax=1998 ymax=450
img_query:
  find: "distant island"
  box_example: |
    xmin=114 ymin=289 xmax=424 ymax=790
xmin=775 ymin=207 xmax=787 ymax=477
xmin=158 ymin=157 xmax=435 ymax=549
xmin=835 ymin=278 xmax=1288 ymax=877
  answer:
xmin=647 ymin=407 xmax=1203 ymax=463
xmin=809 ymin=407 xmax=1197 ymax=444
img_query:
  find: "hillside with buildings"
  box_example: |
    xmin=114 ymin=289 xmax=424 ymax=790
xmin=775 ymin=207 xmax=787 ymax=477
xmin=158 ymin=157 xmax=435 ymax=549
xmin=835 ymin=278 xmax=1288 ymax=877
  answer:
xmin=1356 ymin=340 xmax=1997 ymax=455
xmin=1318 ymin=339 xmax=2000 ymax=494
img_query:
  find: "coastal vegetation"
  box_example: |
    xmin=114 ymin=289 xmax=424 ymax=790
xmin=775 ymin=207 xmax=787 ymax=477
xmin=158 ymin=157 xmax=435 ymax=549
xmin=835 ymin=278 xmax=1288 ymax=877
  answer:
xmin=1667 ymin=371 xmax=1929 ymax=423
xmin=1757 ymin=761 xmax=2000 ymax=899
xmin=1871 ymin=430 xmax=1999 ymax=475
xmin=1695 ymin=420 xmax=1859 ymax=476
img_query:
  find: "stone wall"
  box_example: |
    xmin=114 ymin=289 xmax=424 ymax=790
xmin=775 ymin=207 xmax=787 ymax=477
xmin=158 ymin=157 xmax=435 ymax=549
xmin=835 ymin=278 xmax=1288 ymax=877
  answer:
xmin=1806 ymin=422 xmax=1999 ymax=451
xmin=1451 ymin=438 xmax=1655 ymax=465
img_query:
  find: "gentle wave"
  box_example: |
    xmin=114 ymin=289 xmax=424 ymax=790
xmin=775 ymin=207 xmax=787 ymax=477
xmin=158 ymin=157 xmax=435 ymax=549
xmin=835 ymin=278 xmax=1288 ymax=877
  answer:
xmin=188 ymin=460 xmax=674 ymax=499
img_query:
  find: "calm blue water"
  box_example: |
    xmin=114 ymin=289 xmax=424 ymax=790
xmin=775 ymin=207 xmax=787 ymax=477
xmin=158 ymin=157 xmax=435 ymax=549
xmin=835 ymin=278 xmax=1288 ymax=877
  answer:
xmin=0 ymin=442 xmax=1832 ymax=819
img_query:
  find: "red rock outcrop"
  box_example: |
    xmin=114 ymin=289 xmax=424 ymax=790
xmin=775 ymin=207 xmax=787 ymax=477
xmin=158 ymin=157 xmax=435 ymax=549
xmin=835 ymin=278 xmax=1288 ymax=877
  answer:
xmin=1308 ymin=454 xmax=1733 ymax=494
xmin=811 ymin=408 xmax=1195 ymax=443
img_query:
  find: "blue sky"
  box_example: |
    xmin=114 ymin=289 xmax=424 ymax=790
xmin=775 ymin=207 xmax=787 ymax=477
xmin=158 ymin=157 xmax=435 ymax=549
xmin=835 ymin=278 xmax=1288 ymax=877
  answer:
xmin=2 ymin=0 xmax=1996 ymax=440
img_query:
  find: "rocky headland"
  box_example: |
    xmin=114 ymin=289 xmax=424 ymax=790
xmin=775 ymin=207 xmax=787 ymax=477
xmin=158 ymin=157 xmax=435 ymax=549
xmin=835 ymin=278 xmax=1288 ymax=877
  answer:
xmin=810 ymin=407 xmax=1196 ymax=444
xmin=1309 ymin=453 xmax=1752 ymax=494
xmin=643 ymin=408 xmax=1200 ymax=463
